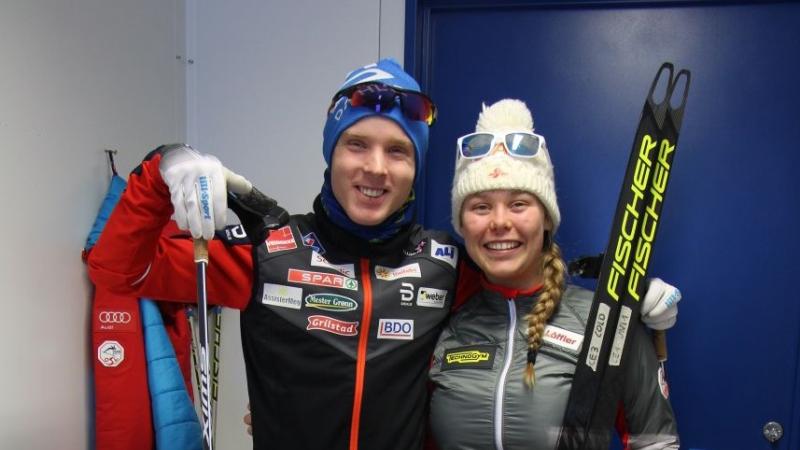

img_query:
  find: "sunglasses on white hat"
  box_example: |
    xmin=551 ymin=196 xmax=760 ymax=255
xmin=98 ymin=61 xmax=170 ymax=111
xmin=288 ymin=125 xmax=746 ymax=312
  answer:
xmin=456 ymin=131 xmax=546 ymax=160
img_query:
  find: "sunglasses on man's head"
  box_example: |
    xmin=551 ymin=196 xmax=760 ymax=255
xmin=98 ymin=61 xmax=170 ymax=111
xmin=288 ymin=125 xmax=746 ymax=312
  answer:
xmin=456 ymin=131 xmax=546 ymax=159
xmin=329 ymin=82 xmax=437 ymax=126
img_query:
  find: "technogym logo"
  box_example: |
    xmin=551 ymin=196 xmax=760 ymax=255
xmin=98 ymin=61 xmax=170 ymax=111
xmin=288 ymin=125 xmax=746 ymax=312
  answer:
xmin=446 ymin=350 xmax=490 ymax=365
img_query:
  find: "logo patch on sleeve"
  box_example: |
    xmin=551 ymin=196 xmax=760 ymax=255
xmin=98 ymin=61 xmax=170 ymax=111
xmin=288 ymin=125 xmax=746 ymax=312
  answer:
xmin=377 ymin=319 xmax=414 ymax=340
xmin=220 ymin=224 xmax=248 ymax=243
xmin=261 ymin=283 xmax=303 ymax=309
xmin=543 ymin=325 xmax=584 ymax=354
xmin=266 ymin=226 xmax=297 ymax=253
xmin=374 ymin=263 xmax=422 ymax=281
xmin=306 ymin=315 xmax=359 ymax=336
xmin=302 ymin=232 xmax=326 ymax=255
xmin=416 ymin=287 xmax=447 ymax=308
xmin=442 ymin=345 xmax=496 ymax=370
xmin=97 ymin=340 xmax=125 ymax=368
xmin=431 ymin=239 xmax=458 ymax=268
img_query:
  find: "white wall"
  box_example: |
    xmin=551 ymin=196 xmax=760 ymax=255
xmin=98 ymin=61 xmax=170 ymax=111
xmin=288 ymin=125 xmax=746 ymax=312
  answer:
xmin=0 ymin=0 xmax=184 ymax=448
xmin=0 ymin=0 xmax=403 ymax=448
xmin=189 ymin=1 xmax=404 ymax=449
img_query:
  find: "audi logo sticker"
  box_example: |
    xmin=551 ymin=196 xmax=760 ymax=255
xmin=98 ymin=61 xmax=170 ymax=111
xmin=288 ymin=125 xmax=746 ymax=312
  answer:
xmin=99 ymin=311 xmax=132 ymax=324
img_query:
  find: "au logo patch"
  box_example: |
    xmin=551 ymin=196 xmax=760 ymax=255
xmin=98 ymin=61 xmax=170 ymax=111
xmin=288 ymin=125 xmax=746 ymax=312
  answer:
xmin=442 ymin=345 xmax=496 ymax=371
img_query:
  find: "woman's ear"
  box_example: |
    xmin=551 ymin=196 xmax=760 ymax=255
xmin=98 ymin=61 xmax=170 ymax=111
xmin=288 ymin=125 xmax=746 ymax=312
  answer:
xmin=542 ymin=215 xmax=554 ymax=251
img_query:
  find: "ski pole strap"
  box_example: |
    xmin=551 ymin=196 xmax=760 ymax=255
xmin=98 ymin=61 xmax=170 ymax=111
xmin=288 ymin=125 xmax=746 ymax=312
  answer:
xmin=228 ymin=187 xmax=290 ymax=244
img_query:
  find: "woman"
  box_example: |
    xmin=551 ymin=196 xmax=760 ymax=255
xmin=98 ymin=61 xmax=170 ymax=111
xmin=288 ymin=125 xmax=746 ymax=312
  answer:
xmin=428 ymin=99 xmax=679 ymax=449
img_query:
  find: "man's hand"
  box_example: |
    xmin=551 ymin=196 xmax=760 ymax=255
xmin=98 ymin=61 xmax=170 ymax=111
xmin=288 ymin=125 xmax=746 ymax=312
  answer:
xmin=159 ymin=145 xmax=252 ymax=240
xmin=244 ymin=402 xmax=252 ymax=436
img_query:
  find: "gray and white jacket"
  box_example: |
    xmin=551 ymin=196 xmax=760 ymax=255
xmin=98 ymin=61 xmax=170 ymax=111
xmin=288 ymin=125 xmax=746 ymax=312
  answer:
xmin=428 ymin=283 xmax=679 ymax=450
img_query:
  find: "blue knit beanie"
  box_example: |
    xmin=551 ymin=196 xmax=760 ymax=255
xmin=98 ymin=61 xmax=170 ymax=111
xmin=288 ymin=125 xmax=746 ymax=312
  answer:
xmin=322 ymin=58 xmax=429 ymax=178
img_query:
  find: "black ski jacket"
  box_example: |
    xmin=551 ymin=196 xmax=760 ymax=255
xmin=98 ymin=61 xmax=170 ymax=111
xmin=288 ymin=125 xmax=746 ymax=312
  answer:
xmin=243 ymin=196 xmax=466 ymax=450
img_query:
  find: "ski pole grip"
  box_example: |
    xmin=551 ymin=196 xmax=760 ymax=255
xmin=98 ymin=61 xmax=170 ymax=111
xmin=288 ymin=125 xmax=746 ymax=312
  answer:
xmin=653 ymin=329 xmax=668 ymax=362
xmin=194 ymin=238 xmax=209 ymax=263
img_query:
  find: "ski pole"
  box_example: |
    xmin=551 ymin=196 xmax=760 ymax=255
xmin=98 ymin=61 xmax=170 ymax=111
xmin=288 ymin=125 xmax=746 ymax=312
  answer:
xmin=210 ymin=305 xmax=223 ymax=449
xmin=194 ymin=238 xmax=214 ymax=450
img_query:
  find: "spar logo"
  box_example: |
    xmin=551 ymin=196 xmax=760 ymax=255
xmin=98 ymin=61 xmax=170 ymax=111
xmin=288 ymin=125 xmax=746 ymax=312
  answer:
xmin=431 ymin=239 xmax=458 ymax=268
xmin=304 ymin=293 xmax=358 ymax=312
xmin=97 ymin=340 xmax=125 ymax=368
xmin=377 ymin=318 xmax=414 ymax=340
xmin=288 ymin=269 xmax=358 ymax=291
xmin=266 ymin=226 xmax=297 ymax=253
xmin=417 ymin=287 xmax=447 ymax=308
xmin=375 ymin=263 xmax=421 ymax=281
xmin=306 ymin=315 xmax=359 ymax=336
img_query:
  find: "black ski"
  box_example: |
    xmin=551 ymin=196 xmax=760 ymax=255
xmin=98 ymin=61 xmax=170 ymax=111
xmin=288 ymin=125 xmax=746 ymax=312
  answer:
xmin=557 ymin=62 xmax=690 ymax=450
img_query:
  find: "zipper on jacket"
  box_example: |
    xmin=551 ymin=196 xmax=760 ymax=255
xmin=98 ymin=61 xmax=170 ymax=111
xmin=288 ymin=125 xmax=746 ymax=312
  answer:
xmin=494 ymin=299 xmax=517 ymax=450
xmin=349 ymin=258 xmax=373 ymax=450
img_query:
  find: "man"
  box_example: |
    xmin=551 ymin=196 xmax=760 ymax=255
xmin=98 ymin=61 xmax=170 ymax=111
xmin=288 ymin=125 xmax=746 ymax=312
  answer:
xmin=88 ymin=58 xmax=679 ymax=449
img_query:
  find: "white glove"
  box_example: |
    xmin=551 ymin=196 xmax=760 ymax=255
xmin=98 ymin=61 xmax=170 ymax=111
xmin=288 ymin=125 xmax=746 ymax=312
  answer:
xmin=641 ymin=277 xmax=682 ymax=330
xmin=159 ymin=145 xmax=253 ymax=240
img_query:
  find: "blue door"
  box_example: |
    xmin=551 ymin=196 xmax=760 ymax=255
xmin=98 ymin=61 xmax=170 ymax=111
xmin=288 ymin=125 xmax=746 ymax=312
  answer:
xmin=407 ymin=1 xmax=800 ymax=449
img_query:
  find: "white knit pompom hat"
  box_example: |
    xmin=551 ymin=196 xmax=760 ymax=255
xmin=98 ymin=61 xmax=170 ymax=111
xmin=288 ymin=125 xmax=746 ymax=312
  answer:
xmin=450 ymin=99 xmax=560 ymax=235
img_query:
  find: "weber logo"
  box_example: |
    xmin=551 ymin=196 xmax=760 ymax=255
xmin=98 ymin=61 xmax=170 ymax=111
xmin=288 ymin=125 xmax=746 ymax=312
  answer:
xmin=417 ymin=287 xmax=447 ymax=308
xmin=377 ymin=319 xmax=414 ymax=340
xmin=431 ymin=239 xmax=458 ymax=268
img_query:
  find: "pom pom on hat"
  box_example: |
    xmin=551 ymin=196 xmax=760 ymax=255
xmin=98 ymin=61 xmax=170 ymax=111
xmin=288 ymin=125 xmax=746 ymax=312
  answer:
xmin=450 ymin=99 xmax=561 ymax=235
